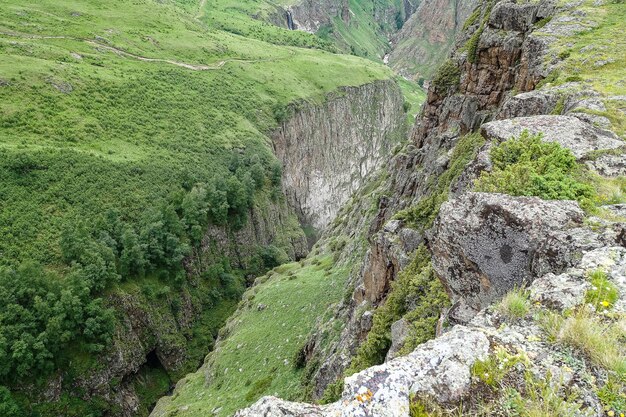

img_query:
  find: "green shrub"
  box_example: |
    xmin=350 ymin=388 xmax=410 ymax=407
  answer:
xmin=319 ymin=379 xmax=344 ymax=404
xmin=475 ymin=131 xmax=595 ymax=208
xmin=0 ymin=387 xmax=24 ymax=417
xmin=432 ymin=60 xmax=461 ymax=91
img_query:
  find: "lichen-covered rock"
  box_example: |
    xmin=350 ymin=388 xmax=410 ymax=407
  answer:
xmin=236 ymin=326 xmax=489 ymax=417
xmin=430 ymin=192 xmax=586 ymax=322
xmin=480 ymin=115 xmax=623 ymax=159
xmin=234 ymin=396 xmax=334 ymax=417
xmin=529 ymin=271 xmax=588 ymax=310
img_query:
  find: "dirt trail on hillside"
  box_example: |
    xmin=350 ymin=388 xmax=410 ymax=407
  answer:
xmin=0 ymin=29 xmax=291 ymax=71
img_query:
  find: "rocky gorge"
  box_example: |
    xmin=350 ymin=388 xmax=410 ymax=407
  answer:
xmin=227 ymin=0 xmax=626 ymax=415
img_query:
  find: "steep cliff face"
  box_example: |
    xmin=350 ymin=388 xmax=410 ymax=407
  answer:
xmin=389 ymin=0 xmax=478 ymax=80
xmin=286 ymin=0 xmax=350 ymax=33
xmin=272 ymin=80 xmax=406 ymax=233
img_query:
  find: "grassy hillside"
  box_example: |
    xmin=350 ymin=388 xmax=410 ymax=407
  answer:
xmin=153 ymin=255 xmax=351 ymax=417
xmin=316 ymin=0 xmax=409 ymax=59
xmin=0 ymin=0 xmax=405 ymax=415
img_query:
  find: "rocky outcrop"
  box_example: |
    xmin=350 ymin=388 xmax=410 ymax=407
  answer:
xmin=272 ymin=80 xmax=406 ymax=232
xmin=480 ymin=115 xmax=623 ymax=159
xmin=431 ymin=192 xmax=602 ymax=322
xmin=236 ymin=326 xmax=490 ymax=417
xmin=237 ymin=195 xmax=626 ymax=416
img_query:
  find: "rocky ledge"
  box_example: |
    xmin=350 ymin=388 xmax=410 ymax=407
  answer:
xmin=236 ymin=193 xmax=626 ymax=416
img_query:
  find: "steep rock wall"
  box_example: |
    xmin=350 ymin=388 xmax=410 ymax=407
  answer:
xmin=294 ymin=0 xmax=560 ymax=397
xmin=272 ymin=79 xmax=406 ymax=233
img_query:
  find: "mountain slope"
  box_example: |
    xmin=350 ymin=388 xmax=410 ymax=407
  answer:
xmin=160 ymin=0 xmax=626 ymax=415
xmin=0 ymin=1 xmax=410 ymax=415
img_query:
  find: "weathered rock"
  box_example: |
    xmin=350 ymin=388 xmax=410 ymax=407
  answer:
xmin=481 ymin=115 xmax=623 ymax=159
xmin=385 ymin=318 xmax=411 ymax=361
xmin=488 ymin=1 xmax=540 ymax=32
xmin=237 ymin=326 xmax=489 ymax=417
xmin=430 ymin=192 xmax=586 ymax=322
xmin=272 ymin=80 xmax=405 ymax=231
xmin=529 ymin=271 xmax=588 ymax=310
xmin=586 ymin=151 xmax=626 ymax=177
xmin=234 ymin=396 xmax=332 ymax=416
xmin=388 ymin=0 xmax=478 ymax=80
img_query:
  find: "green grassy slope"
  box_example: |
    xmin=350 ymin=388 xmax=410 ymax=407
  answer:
xmin=153 ymin=256 xmax=350 ymax=417
xmin=316 ymin=0 xmax=408 ymax=60
xmin=0 ymin=0 xmax=401 ymax=415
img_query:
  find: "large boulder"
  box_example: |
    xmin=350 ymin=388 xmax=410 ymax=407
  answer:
xmin=235 ymin=326 xmax=489 ymax=417
xmin=429 ymin=192 xmax=588 ymax=322
xmin=480 ymin=115 xmax=623 ymax=159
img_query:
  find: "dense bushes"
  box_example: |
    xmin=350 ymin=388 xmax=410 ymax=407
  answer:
xmin=475 ymin=131 xmax=595 ymax=207
xmin=0 ymin=263 xmax=115 ymax=380
xmin=0 ymin=150 xmax=276 ymax=383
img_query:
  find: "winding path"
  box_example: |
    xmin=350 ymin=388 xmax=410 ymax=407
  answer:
xmin=0 ymin=29 xmax=291 ymax=71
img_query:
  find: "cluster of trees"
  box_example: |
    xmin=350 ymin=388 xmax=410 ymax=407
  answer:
xmin=0 ymin=152 xmax=282 ymax=385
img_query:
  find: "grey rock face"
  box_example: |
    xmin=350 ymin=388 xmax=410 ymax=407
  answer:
xmin=586 ymin=151 xmax=626 ymax=177
xmin=529 ymin=271 xmax=588 ymax=310
xmin=430 ymin=192 xmax=586 ymax=322
xmin=385 ymin=318 xmax=411 ymax=361
xmin=488 ymin=1 xmax=540 ymax=32
xmin=480 ymin=115 xmax=623 ymax=159
xmin=272 ymin=80 xmax=405 ymax=231
xmin=236 ymin=326 xmax=489 ymax=417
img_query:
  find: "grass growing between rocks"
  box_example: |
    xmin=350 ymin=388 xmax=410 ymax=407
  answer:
xmin=151 ymin=256 xmax=350 ymax=417
xmin=345 ymin=246 xmax=449 ymax=376
xmin=496 ymin=288 xmax=531 ymax=320
xmin=535 ymin=0 xmax=626 ymax=139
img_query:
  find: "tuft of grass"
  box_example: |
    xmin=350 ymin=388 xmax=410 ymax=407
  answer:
xmin=557 ymin=311 xmax=626 ymax=374
xmin=496 ymin=288 xmax=531 ymax=319
xmin=585 ymin=269 xmax=620 ymax=311
xmin=471 ymin=347 xmax=529 ymax=388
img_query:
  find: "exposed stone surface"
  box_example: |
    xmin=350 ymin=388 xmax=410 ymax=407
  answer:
xmin=236 ymin=326 xmax=489 ymax=417
xmin=480 ymin=115 xmax=623 ymax=159
xmin=272 ymin=80 xmax=405 ymax=231
xmin=430 ymin=192 xmax=586 ymax=322
xmin=586 ymin=151 xmax=626 ymax=177
xmin=385 ymin=318 xmax=411 ymax=361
